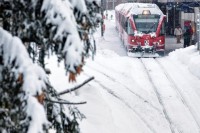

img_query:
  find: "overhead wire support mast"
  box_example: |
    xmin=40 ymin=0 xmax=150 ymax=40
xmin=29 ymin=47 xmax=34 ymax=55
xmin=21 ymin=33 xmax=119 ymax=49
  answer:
xmin=197 ymin=13 xmax=200 ymax=51
xmin=101 ymin=0 xmax=104 ymax=37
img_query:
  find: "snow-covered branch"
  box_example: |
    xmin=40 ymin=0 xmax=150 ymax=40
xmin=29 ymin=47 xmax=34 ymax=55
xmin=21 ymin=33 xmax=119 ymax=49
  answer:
xmin=0 ymin=27 xmax=47 ymax=96
xmin=46 ymin=99 xmax=87 ymax=105
xmin=58 ymin=76 xmax=95 ymax=95
xmin=0 ymin=27 xmax=49 ymax=133
xmin=0 ymin=0 xmax=101 ymax=132
xmin=42 ymin=0 xmax=84 ymax=73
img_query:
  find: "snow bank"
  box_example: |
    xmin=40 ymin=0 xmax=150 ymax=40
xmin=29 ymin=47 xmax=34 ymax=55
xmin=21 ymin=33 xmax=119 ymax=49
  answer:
xmin=169 ymin=45 xmax=200 ymax=79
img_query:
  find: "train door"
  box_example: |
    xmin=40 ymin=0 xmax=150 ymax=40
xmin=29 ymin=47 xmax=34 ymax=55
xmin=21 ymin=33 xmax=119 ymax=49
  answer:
xmin=123 ymin=18 xmax=129 ymax=47
xmin=157 ymin=17 xmax=166 ymax=56
xmin=123 ymin=18 xmax=135 ymax=51
xmin=121 ymin=16 xmax=127 ymax=45
xmin=159 ymin=18 xmax=166 ymax=39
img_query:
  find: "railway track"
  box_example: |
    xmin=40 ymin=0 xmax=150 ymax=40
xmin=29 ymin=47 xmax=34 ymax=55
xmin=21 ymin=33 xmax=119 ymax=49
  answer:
xmin=140 ymin=58 xmax=175 ymax=133
xmin=83 ymin=62 xmax=171 ymax=132
xmin=140 ymin=58 xmax=200 ymax=133
xmin=155 ymin=58 xmax=200 ymax=130
xmin=86 ymin=64 xmax=160 ymax=111
xmin=83 ymin=72 xmax=157 ymax=133
xmin=83 ymin=56 xmax=200 ymax=132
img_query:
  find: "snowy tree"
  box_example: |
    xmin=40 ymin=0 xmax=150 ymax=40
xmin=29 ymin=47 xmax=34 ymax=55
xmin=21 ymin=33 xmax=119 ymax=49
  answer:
xmin=0 ymin=0 xmax=101 ymax=133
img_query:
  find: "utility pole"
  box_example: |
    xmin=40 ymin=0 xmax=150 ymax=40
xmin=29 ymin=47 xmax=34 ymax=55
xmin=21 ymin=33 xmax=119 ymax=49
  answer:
xmin=197 ymin=11 xmax=200 ymax=51
xmin=173 ymin=3 xmax=176 ymax=31
xmin=106 ymin=0 xmax=108 ymax=11
xmin=113 ymin=0 xmax=114 ymax=10
xmin=101 ymin=0 xmax=104 ymax=37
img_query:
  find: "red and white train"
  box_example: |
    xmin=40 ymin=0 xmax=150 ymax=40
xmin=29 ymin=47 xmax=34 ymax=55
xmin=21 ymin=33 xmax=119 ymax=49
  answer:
xmin=115 ymin=3 xmax=166 ymax=57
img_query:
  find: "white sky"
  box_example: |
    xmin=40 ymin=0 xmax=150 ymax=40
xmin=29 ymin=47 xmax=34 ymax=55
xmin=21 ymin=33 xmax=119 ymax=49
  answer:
xmin=47 ymin=10 xmax=200 ymax=133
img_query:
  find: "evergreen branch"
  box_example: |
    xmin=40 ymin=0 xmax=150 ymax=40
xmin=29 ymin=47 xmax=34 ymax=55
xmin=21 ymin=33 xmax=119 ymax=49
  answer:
xmin=45 ymin=99 xmax=87 ymax=105
xmin=0 ymin=108 xmax=9 ymax=113
xmin=58 ymin=76 xmax=94 ymax=96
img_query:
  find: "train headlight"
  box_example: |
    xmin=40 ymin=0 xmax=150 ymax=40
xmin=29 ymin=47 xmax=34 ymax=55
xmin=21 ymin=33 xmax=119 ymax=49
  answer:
xmin=159 ymin=40 xmax=162 ymax=43
xmin=131 ymin=39 xmax=135 ymax=42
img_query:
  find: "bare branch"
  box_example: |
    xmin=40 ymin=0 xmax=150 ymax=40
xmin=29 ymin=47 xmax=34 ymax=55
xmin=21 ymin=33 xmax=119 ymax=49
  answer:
xmin=58 ymin=76 xmax=94 ymax=96
xmin=45 ymin=99 xmax=87 ymax=105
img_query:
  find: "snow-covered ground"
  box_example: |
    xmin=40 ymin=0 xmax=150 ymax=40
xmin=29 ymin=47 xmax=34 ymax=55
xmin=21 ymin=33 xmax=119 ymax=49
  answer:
xmin=47 ymin=10 xmax=200 ymax=133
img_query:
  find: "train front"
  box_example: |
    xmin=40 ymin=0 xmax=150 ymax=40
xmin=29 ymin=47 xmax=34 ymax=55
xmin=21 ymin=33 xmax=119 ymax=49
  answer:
xmin=127 ymin=5 xmax=166 ymax=57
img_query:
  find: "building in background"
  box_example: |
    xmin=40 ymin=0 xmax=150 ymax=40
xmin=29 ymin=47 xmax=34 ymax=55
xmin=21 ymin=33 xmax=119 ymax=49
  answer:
xmin=156 ymin=0 xmax=200 ymax=45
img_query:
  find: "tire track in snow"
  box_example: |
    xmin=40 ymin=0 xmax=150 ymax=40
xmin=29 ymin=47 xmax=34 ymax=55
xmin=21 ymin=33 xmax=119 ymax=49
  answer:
xmin=155 ymin=58 xmax=200 ymax=131
xmin=86 ymin=65 xmax=160 ymax=112
xmin=84 ymin=73 xmax=156 ymax=133
xmin=140 ymin=59 xmax=175 ymax=133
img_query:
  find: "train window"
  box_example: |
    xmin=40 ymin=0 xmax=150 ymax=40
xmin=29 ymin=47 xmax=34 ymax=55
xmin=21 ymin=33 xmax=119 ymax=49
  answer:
xmin=121 ymin=16 xmax=125 ymax=29
xmin=137 ymin=14 xmax=160 ymax=19
xmin=134 ymin=18 xmax=159 ymax=34
xmin=160 ymin=20 xmax=165 ymax=36
xmin=127 ymin=20 xmax=134 ymax=35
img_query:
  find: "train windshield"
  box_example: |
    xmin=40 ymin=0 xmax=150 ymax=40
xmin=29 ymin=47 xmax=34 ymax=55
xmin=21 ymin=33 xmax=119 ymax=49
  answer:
xmin=133 ymin=14 xmax=160 ymax=34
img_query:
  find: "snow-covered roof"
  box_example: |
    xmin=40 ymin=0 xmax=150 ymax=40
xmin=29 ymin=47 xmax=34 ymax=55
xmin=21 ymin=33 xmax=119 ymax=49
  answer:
xmin=115 ymin=3 xmax=164 ymax=16
xmin=117 ymin=3 xmax=133 ymax=15
xmin=129 ymin=3 xmax=164 ymax=16
xmin=115 ymin=3 xmax=124 ymax=11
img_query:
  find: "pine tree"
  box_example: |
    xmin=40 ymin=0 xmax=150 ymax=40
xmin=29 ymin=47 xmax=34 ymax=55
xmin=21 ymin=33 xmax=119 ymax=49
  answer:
xmin=0 ymin=0 xmax=101 ymax=132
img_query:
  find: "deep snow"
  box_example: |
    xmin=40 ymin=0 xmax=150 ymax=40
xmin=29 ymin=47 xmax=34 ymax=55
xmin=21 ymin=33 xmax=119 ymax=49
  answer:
xmin=47 ymin=10 xmax=200 ymax=133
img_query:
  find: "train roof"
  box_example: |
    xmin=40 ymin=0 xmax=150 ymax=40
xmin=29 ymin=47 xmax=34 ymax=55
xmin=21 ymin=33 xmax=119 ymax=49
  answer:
xmin=115 ymin=3 xmax=125 ymax=11
xmin=115 ymin=3 xmax=164 ymax=17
